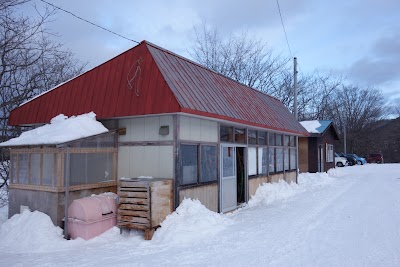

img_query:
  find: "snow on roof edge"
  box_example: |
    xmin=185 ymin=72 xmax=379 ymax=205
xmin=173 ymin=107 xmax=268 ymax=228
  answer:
xmin=0 ymin=112 xmax=108 ymax=147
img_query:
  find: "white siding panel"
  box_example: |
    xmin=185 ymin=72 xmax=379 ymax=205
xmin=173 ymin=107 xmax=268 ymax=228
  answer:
xmin=117 ymin=146 xmax=130 ymax=178
xmin=180 ymin=116 xmax=191 ymax=140
xmin=118 ymin=146 xmax=174 ymax=179
xmin=200 ymin=119 xmax=218 ymax=142
xmin=190 ymin=117 xmax=201 ymax=141
xmin=159 ymin=115 xmax=174 ymax=141
xmin=144 ymin=117 xmax=160 ymax=141
xmin=130 ymin=146 xmax=145 ymax=177
xmin=118 ymin=115 xmax=173 ymax=142
xmin=180 ymin=116 xmax=218 ymax=142
xmin=159 ymin=146 xmax=174 ymax=178
xmin=131 ymin=118 xmax=145 ymax=141
xmin=118 ymin=118 xmax=132 ymax=142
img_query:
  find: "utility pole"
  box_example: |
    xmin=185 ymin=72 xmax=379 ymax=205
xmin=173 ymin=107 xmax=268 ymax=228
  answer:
xmin=294 ymin=57 xmax=298 ymax=120
xmin=344 ymin=122 xmax=347 ymax=154
xmin=294 ymin=57 xmax=299 ymax=184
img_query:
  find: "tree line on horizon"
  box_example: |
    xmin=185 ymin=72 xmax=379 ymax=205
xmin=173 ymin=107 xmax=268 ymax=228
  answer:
xmin=189 ymin=22 xmax=399 ymax=160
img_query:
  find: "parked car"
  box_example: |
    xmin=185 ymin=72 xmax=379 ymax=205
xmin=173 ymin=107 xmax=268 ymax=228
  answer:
xmin=366 ymin=153 xmax=384 ymax=164
xmin=337 ymin=152 xmax=357 ymax=166
xmin=349 ymin=154 xmax=367 ymax=165
xmin=334 ymin=153 xmax=348 ymax=167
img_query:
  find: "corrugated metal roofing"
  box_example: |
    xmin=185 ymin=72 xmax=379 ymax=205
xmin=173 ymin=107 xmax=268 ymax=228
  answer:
xmin=9 ymin=41 xmax=308 ymax=135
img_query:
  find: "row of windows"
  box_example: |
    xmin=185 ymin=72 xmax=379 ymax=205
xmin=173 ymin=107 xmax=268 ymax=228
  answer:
xmin=221 ymin=126 xmax=296 ymax=147
xmin=248 ymin=147 xmax=297 ymax=176
xmin=180 ymin=144 xmax=297 ymax=186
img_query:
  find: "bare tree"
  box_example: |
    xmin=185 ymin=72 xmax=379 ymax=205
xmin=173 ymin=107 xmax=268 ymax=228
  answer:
xmin=189 ymin=21 xmax=289 ymax=92
xmin=189 ymin=21 xmax=344 ymax=122
xmin=0 ymin=0 xmax=85 ymax=207
xmin=327 ymin=85 xmax=387 ymax=154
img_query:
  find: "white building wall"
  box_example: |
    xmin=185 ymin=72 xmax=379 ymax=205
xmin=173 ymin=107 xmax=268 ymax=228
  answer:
xmin=117 ymin=115 xmax=174 ymax=179
xmin=118 ymin=115 xmax=174 ymax=142
xmin=117 ymin=146 xmax=174 ymax=179
xmin=179 ymin=115 xmax=218 ymax=143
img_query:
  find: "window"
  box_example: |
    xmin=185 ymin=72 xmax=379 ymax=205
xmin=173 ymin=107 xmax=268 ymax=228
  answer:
xmin=222 ymin=147 xmax=235 ymax=177
xmin=284 ymin=135 xmax=290 ymax=147
xmin=269 ymin=133 xmax=275 ymax=146
xmin=258 ymin=131 xmax=266 ymax=145
xmin=290 ymin=148 xmax=296 ymax=170
xmin=248 ymin=147 xmax=257 ymax=175
xmin=276 ymin=134 xmax=283 ymax=146
xmin=248 ymin=130 xmax=257 ymax=145
xmin=200 ymin=145 xmax=217 ymax=183
xmin=284 ymin=148 xmax=289 ymax=171
xmin=289 ymin=136 xmax=296 ymax=147
xmin=181 ymin=145 xmax=198 ymax=185
xmin=220 ymin=126 xmax=233 ymax=142
xmin=181 ymin=144 xmax=217 ymax=185
xmin=269 ymin=147 xmax=275 ymax=173
xmin=259 ymin=147 xmax=267 ymax=174
xmin=276 ymin=148 xmax=283 ymax=172
xmin=326 ymin=144 xmax=334 ymax=163
xmin=235 ymin=128 xmax=246 ymax=143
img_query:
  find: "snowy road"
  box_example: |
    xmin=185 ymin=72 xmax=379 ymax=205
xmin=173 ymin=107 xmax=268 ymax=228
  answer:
xmin=1 ymin=164 xmax=400 ymax=266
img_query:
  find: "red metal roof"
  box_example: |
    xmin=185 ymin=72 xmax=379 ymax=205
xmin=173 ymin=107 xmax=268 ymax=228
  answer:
xmin=9 ymin=41 xmax=308 ymax=135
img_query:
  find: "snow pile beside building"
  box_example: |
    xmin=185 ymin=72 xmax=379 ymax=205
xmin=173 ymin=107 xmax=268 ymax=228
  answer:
xmin=247 ymin=180 xmax=304 ymax=207
xmin=0 ymin=112 xmax=108 ymax=147
xmin=248 ymin=171 xmax=336 ymax=208
xmin=153 ymin=198 xmax=233 ymax=244
xmin=298 ymin=171 xmax=336 ymax=188
xmin=0 ymin=210 xmax=79 ymax=252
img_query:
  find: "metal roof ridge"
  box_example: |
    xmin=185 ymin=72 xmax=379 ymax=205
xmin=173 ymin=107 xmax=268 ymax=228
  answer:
xmin=143 ymin=40 xmax=283 ymax=103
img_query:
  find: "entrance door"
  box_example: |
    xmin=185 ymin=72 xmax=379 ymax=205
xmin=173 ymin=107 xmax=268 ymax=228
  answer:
xmin=220 ymin=145 xmax=237 ymax=212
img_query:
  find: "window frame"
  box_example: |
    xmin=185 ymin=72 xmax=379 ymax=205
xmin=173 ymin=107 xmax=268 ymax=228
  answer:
xmin=326 ymin=144 xmax=334 ymax=163
xmin=180 ymin=142 xmax=218 ymax=187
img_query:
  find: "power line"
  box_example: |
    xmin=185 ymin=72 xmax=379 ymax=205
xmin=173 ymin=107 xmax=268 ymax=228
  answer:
xmin=275 ymin=0 xmax=293 ymax=57
xmin=38 ymin=0 xmax=139 ymax=44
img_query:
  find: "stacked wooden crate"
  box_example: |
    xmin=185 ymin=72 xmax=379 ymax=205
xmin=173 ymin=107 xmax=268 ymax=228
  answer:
xmin=117 ymin=178 xmax=173 ymax=240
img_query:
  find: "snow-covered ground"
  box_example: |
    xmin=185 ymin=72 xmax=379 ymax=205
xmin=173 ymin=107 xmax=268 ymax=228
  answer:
xmin=1 ymin=164 xmax=400 ymax=266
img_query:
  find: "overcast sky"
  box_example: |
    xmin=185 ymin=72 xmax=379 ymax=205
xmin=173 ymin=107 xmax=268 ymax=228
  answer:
xmin=21 ymin=0 xmax=400 ymax=107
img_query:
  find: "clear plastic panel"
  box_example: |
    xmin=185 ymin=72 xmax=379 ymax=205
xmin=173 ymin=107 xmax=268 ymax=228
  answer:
xmin=42 ymin=153 xmax=55 ymax=186
xmin=67 ymin=152 xmax=114 ymax=186
xmin=29 ymin=154 xmax=40 ymax=185
xmin=18 ymin=154 xmax=28 ymax=184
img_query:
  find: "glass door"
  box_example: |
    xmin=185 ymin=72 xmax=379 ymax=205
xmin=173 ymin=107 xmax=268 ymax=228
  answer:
xmin=220 ymin=145 xmax=237 ymax=212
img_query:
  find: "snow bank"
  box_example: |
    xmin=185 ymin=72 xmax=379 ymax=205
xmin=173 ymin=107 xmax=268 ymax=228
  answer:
xmin=300 ymin=120 xmax=321 ymax=133
xmin=248 ymin=171 xmax=336 ymax=208
xmin=0 ymin=210 xmax=76 ymax=252
xmin=153 ymin=198 xmax=232 ymax=244
xmin=247 ymin=180 xmax=303 ymax=207
xmin=0 ymin=112 xmax=108 ymax=147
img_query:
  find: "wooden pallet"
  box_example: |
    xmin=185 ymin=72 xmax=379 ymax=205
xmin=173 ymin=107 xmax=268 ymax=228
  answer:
xmin=117 ymin=178 xmax=173 ymax=240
